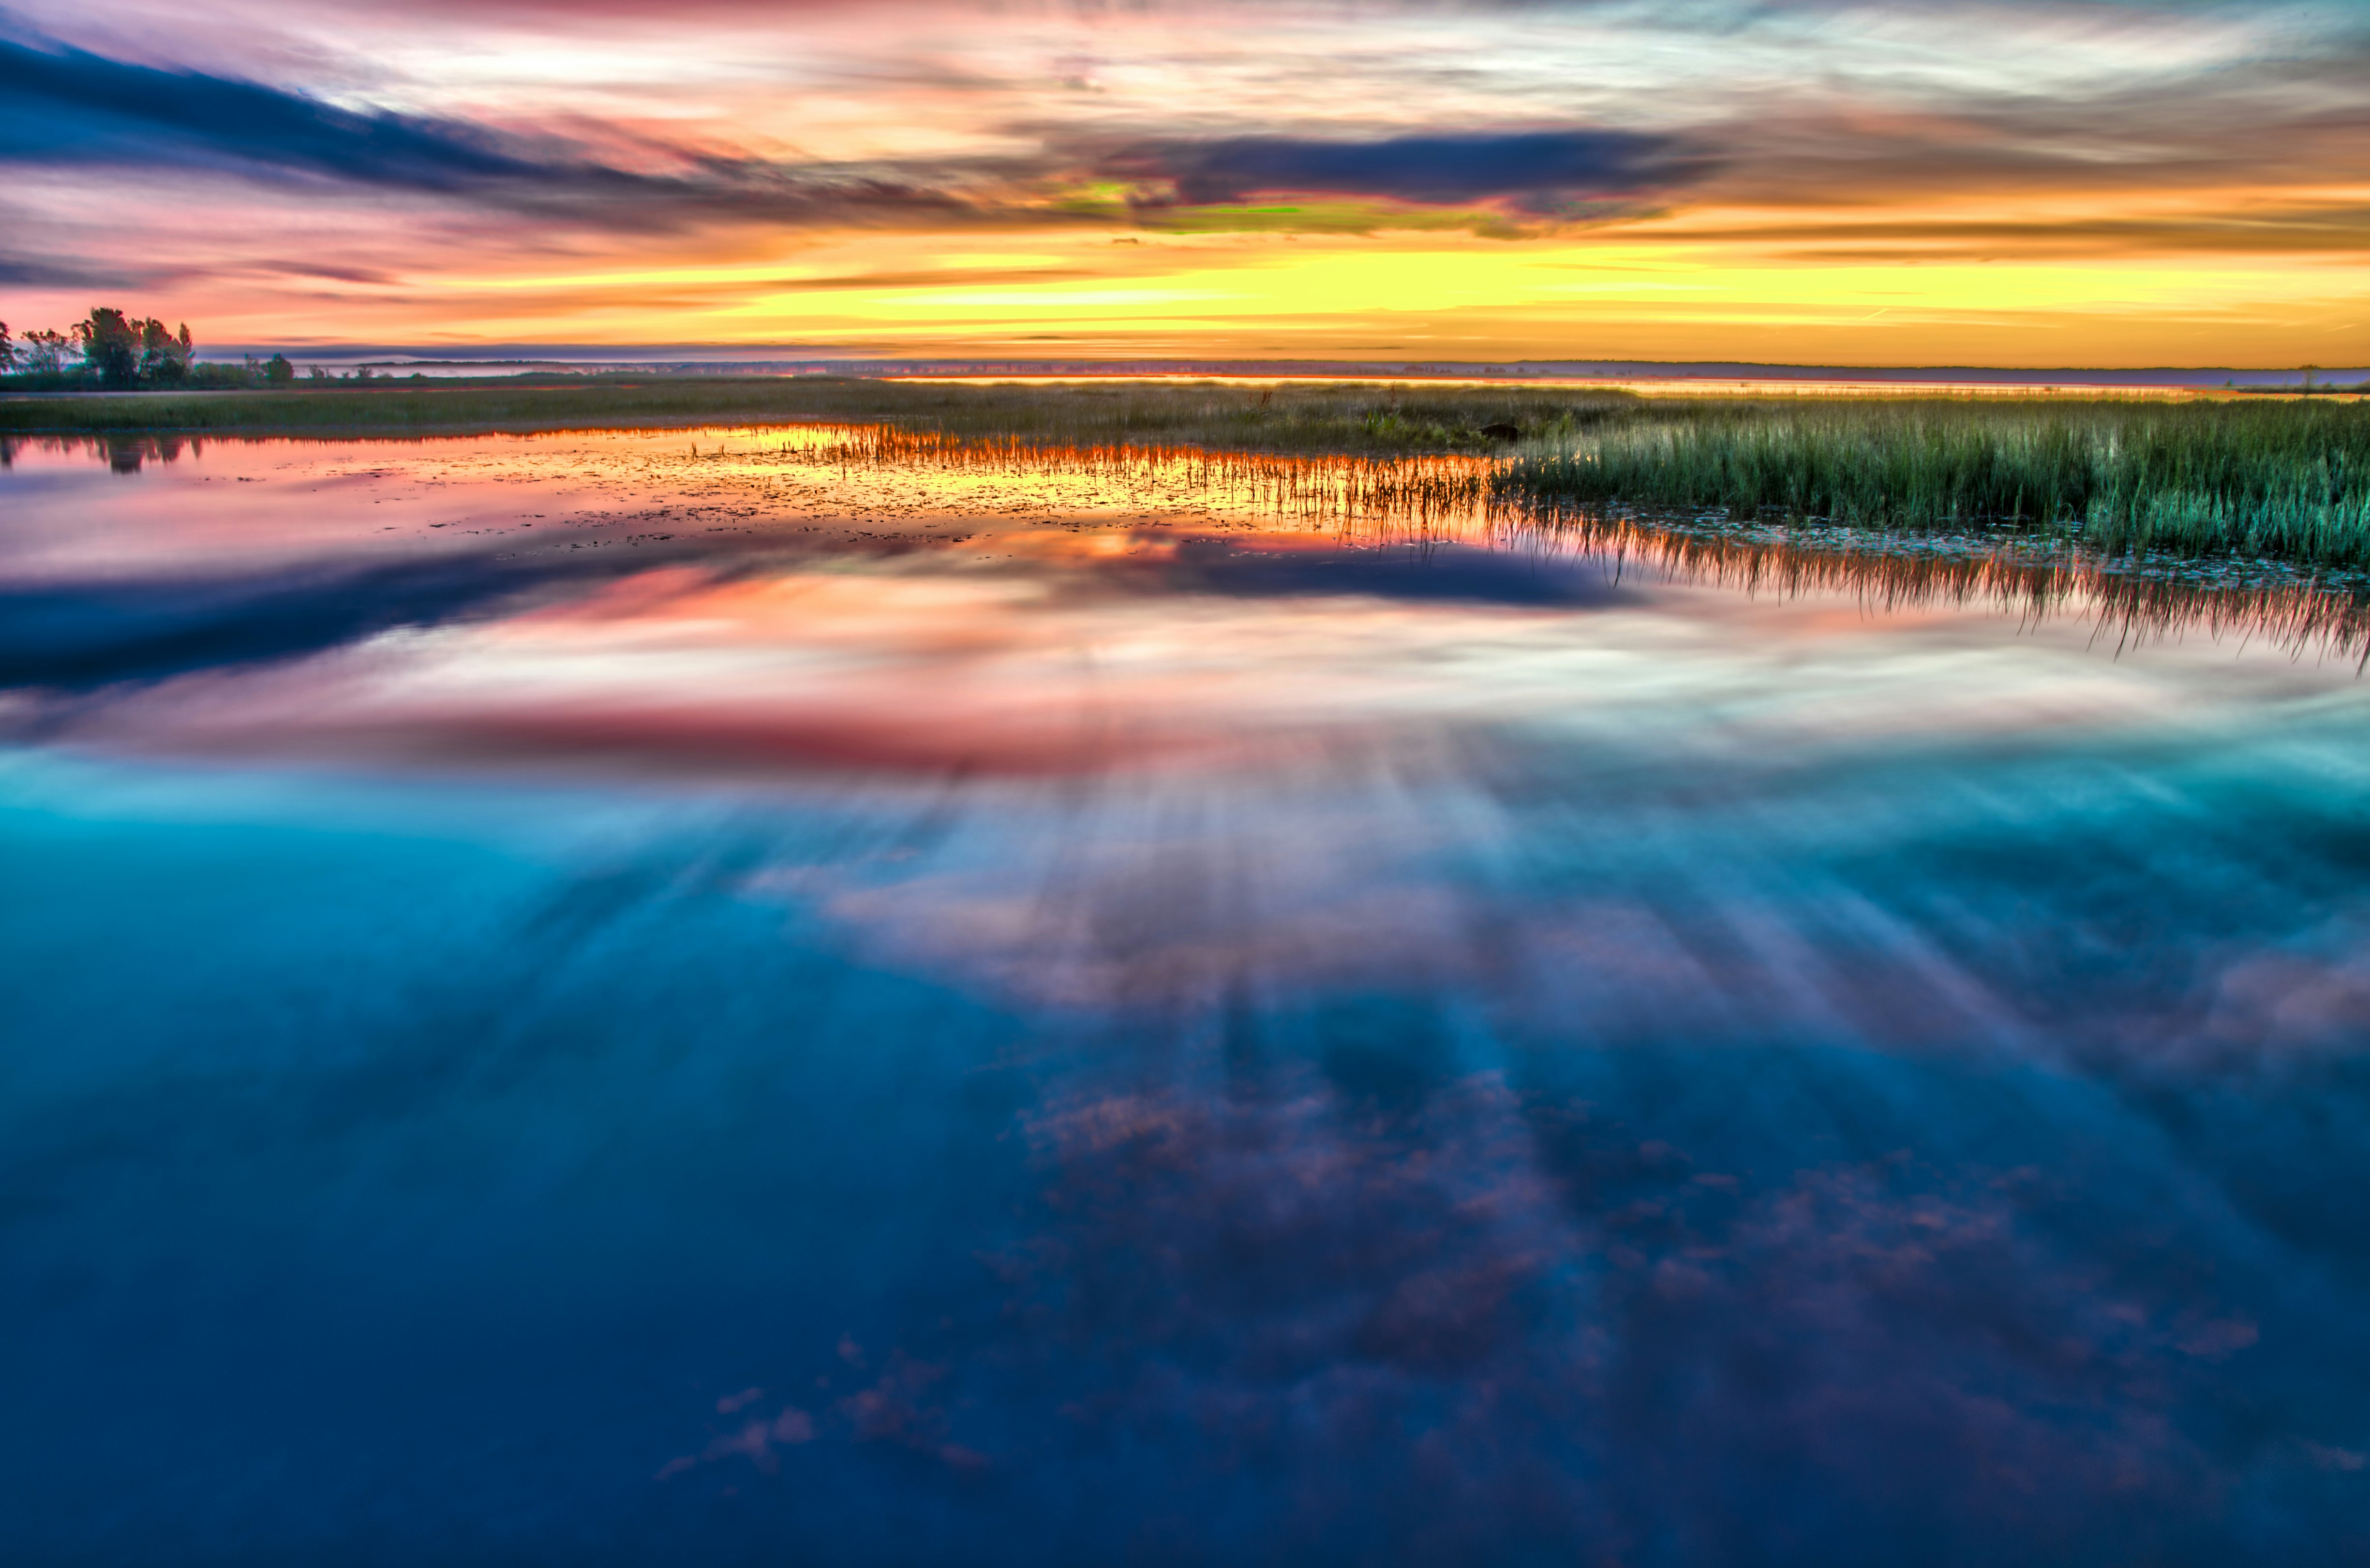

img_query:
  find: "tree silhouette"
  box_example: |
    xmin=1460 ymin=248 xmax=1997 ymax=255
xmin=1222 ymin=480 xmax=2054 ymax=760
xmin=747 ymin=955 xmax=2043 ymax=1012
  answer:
xmin=75 ymin=308 xmax=143 ymax=387
xmin=50 ymin=309 xmax=208 ymax=386
xmin=18 ymin=329 xmax=73 ymax=374
xmin=2 ymin=310 xmax=261 ymax=386
xmin=138 ymin=320 xmax=194 ymax=383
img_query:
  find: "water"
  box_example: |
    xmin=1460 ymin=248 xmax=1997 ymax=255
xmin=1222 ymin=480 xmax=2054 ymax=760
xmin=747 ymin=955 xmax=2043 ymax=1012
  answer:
xmin=3 ymin=428 xmax=2367 ymax=1566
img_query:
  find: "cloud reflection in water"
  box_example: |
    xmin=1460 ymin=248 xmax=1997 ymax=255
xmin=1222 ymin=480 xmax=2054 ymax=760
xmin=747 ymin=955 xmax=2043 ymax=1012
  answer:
xmin=0 ymin=429 xmax=2367 ymax=1564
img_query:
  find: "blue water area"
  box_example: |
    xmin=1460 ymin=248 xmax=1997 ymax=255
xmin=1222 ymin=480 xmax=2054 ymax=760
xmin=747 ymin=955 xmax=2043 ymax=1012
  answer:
xmin=2 ymin=432 xmax=2368 ymax=1565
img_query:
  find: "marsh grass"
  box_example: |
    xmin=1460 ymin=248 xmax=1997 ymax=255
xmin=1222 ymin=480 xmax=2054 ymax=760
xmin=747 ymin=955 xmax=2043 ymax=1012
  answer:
xmin=784 ymin=425 xmax=1497 ymax=528
xmin=1498 ymin=398 xmax=2370 ymax=567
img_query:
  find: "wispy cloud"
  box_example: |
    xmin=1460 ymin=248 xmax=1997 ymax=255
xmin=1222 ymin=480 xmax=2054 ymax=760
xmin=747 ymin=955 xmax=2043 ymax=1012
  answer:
xmin=0 ymin=253 xmax=130 ymax=286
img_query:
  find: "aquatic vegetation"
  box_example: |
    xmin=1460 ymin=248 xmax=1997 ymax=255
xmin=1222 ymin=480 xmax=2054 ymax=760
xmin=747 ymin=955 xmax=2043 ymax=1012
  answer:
xmin=1498 ymin=398 xmax=2370 ymax=567
xmin=781 ymin=424 xmax=1498 ymax=529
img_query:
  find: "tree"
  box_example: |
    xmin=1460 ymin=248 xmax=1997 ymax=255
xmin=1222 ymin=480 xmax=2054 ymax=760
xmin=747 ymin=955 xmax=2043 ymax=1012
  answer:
xmin=138 ymin=319 xmax=194 ymax=383
xmin=0 ymin=322 xmax=16 ymax=371
xmin=75 ymin=308 xmax=142 ymax=387
xmin=20 ymin=329 xmax=73 ymax=375
xmin=265 ymin=353 xmax=295 ymax=385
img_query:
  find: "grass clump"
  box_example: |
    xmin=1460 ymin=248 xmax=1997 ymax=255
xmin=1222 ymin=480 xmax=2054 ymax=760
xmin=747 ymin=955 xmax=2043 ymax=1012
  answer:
xmin=1499 ymin=398 xmax=2370 ymax=567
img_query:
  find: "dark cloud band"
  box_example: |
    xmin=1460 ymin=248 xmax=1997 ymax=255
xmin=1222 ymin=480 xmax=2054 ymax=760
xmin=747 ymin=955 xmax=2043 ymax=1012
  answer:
xmin=0 ymin=26 xmax=1700 ymax=237
xmin=1129 ymin=127 xmax=1689 ymax=209
xmin=0 ymin=32 xmax=542 ymax=188
xmin=0 ymin=28 xmax=984 ymax=230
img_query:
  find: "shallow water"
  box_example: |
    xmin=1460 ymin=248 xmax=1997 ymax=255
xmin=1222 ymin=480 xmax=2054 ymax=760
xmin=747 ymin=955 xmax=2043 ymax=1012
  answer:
xmin=3 ymin=428 xmax=2368 ymax=1566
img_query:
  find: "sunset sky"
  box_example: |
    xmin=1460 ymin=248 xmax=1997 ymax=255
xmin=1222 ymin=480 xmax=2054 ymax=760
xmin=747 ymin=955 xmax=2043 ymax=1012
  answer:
xmin=3 ymin=0 xmax=2368 ymax=365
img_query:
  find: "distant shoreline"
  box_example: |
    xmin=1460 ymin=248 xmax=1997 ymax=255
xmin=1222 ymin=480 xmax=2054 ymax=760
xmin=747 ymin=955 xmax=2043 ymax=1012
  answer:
xmin=2 ymin=372 xmax=2361 ymax=440
xmin=29 ymin=353 xmax=2367 ymax=392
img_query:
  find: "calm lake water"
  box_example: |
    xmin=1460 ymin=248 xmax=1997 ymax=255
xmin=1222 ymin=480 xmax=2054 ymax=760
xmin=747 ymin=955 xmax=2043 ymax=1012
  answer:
xmin=4 ymin=427 xmax=2368 ymax=1566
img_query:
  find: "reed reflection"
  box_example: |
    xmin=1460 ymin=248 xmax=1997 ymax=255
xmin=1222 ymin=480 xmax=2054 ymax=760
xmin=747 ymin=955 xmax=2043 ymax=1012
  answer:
xmin=1535 ymin=511 xmax=2370 ymax=668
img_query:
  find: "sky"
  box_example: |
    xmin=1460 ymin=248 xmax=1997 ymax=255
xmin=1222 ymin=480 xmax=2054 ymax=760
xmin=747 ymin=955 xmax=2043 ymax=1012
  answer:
xmin=2 ymin=0 xmax=2368 ymax=365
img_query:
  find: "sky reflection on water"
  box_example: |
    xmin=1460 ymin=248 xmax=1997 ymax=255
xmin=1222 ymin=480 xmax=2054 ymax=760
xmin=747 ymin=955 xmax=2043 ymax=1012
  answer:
xmin=2 ymin=429 xmax=2368 ymax=1565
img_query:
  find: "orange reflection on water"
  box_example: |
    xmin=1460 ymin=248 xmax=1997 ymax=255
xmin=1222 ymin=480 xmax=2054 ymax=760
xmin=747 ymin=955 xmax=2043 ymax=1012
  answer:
xmin=7 ymin=422 xmax=2369 ymax=671
xmin=0 ymin=426 xmax=1495 ymax=581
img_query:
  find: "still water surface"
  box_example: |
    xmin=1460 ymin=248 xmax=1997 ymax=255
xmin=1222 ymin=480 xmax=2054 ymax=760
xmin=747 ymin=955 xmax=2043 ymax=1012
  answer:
xmin=4 ymin=428 xmax=2369 ymax=1565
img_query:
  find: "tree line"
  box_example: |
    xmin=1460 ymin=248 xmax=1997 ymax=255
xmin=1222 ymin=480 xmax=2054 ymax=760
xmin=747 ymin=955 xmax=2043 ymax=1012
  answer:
xmin=0 ymin=309 xmax=294 ymax=388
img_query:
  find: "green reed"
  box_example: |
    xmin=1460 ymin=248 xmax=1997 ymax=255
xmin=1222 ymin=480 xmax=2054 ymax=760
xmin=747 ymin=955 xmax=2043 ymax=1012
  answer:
xmin=1497 ymin=398 xmax=2370 ymax=567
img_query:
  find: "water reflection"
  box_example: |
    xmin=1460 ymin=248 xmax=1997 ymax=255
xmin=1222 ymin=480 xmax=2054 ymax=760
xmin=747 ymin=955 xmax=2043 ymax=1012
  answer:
xmin=2 ymin=432 xmax=214 ymax=472
xmin=11 ymin=425 xmax=2363 ymax=662
xmin=1 ymin=427 xmax=2367 ymax=1564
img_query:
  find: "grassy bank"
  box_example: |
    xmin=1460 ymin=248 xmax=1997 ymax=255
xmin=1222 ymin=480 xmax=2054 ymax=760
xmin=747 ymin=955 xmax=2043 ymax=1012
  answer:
xmin=1499 ymin=398 xmax=2370 ymax=567
xmin=0 ymin=375 xmax=1628 ymax=455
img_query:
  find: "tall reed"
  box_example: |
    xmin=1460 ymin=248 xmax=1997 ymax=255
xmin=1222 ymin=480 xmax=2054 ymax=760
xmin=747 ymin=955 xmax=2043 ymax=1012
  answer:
xmin=1498 ymin=399 xmax=2370 ymax=566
